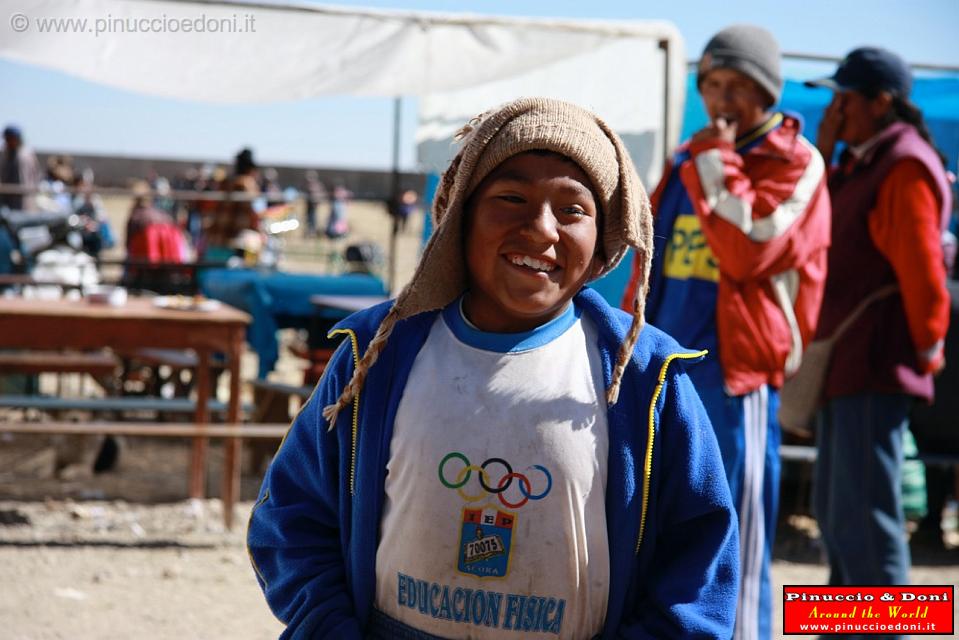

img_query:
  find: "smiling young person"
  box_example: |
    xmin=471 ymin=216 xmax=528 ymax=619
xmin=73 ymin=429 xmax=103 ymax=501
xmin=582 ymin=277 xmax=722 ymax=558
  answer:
xmin=248 ymin=97 xmax=739 ymax=639
xmin=621 ymin=24 xmax=831 ymax=640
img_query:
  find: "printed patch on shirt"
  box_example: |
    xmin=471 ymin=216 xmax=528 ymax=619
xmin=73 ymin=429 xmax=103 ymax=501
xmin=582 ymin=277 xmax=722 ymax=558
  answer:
xmin=663 ymin=213 xmax=720 ymax=282
xmin=458 ymin=507 xmax=515 ymax=578
xmin=438 ymin=452 xmax=553 ymax=580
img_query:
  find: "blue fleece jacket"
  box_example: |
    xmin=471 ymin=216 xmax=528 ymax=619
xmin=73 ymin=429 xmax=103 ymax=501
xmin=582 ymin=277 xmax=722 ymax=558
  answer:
xmin=247 ymin=288 xmax=739 ymax=639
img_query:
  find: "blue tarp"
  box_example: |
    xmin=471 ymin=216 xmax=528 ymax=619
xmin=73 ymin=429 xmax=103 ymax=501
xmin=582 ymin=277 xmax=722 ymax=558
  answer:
xmin=682 ymin=72 xmax=959 ymax=176
xmin=199 ymin=269 xmax=386 ymax=377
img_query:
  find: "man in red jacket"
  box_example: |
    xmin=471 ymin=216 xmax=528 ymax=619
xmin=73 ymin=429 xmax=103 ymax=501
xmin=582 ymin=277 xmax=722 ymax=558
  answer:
xmin=622 ymin=25 xmax=831 ymax=640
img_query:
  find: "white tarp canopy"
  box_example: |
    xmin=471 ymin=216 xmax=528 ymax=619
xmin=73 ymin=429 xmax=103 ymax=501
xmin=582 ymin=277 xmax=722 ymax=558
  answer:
xmin=2 ymin=0 xmax=685 ymax=180
xmin=416 ymin=36 xmax=682 ymax=181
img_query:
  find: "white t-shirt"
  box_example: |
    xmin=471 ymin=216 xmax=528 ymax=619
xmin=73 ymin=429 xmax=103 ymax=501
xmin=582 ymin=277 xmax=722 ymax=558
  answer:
xmin=374 ymin=301 xmax=610 ymax=639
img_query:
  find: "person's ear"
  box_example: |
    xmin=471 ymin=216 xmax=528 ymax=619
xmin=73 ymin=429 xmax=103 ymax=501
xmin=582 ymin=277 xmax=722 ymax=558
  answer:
xmin=588 ymin=252 xmax=605 ymax=280
xmin=872 ymin=91 xmax=894 ymax=119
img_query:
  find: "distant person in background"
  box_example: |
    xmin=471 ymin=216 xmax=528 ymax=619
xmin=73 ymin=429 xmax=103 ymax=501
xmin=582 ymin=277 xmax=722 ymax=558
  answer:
xmin=46 ymin=154 xmax=75 ymax=185
xmin=125 ymin=180 xmax=188 ymax=264
xmin=147 ymin=169 xmax=176 ymax=215
xmin=261 ymin=167 xmax=284 ymax=208
xmin=393 ymin=189 xmax=419 ymax=233
xmin=204 ymin=148 xmax=261 ymax=258
xmin=325 ymin=181 xmax=352 ymax=239
xmin=73 ymin=174 xmax=114 ymax=259
xmin=807 ymin=48 xmax=952 ymax=606
xmin=0 ymin=125 xmax=41 ymax=211
xmin=302 ymin=169 xmax=327 ymax=237
xmin=189 ymin=164 xmax=221 ymax=246
xmin=172 ymin=167 xmax=200 ymax=238
xmin=124 ymin=180 xmax=188 ymax=293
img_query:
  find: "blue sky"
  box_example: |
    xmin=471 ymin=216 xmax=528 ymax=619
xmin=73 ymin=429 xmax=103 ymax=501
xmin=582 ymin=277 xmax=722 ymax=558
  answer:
xmin=3 ymin=0 xmax=958 ymax=170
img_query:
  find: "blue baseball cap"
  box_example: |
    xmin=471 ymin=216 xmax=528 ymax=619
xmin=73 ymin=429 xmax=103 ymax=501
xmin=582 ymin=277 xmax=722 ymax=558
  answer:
xmin=2 ymin=125 xmax=22 ymax=140
xmin=805 ymin=47 xmax=912 ymax=97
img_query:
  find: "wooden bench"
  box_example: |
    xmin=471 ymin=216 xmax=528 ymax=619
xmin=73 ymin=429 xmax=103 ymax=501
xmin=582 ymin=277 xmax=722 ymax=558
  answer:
xmin=0 ymin=394 xmax=250 ymax=416
xmin=249 ymin=379 xmax=314 ymax=401
xmin=0 ymin=350 xmax=122 ymax=396
xmin=0 ymin=351 xmax=120 ymax=376
xmin=0 ymin=420 xmax=288 ymax=439
xmin=0 ymin=420 xmax=290 ymax=529
xmin=116 ymin=348 xmax=228 ymax=399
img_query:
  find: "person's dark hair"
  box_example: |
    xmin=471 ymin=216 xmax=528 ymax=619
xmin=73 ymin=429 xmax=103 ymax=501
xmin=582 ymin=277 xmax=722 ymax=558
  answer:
xmin=234 ymin=148 xmax=257 ymax=176
xmin=889 ymin=96 xmax=947 ymax=167
xmin=861 ymin=87 xmax=947 ymax=167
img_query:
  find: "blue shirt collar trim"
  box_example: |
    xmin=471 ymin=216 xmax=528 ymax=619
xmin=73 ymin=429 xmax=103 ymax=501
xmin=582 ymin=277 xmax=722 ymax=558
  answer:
xmin=442 ymin=297 xmax=580 ymax=353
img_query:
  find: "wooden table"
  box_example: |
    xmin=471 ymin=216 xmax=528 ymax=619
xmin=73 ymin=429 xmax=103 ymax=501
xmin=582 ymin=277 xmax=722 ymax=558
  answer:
xmin=0 ymin=296 xmax=250 ymax=528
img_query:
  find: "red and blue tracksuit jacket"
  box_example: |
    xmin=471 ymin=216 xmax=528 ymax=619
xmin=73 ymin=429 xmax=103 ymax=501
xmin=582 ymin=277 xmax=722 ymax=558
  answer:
xmin=623 ymin=113 xmax=831 ymax=394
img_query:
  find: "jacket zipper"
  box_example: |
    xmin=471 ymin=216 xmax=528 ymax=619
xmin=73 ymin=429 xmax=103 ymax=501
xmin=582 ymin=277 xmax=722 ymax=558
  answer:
xmin=328 ymin=328 xmax=362 ymax=496
xmin=247 ymin=490 xmax=272 ymax=578
xmin=636 ymin=350 xmax=709 ymax=554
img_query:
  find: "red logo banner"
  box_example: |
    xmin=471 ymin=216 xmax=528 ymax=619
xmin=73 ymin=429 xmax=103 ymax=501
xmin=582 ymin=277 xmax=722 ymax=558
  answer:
xmin=783 ymin=585 xmax=954 ymax=635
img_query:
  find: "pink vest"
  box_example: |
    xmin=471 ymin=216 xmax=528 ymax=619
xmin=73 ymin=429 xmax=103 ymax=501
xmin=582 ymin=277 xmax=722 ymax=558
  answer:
xmin=817 ymin=122 xmax=951 ymax=402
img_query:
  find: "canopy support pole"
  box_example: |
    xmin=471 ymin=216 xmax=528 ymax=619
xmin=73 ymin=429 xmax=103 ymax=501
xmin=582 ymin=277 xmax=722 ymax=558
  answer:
xmin=659 ymin=39 xmax=671 ymax=168
xmin=388 ymin=96 xmax=401 ymax=294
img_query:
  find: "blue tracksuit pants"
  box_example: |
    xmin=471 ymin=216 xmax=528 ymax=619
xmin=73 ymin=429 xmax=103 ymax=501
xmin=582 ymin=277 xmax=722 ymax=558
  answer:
xmin=694 ymin=379 xmax=781 ymax=640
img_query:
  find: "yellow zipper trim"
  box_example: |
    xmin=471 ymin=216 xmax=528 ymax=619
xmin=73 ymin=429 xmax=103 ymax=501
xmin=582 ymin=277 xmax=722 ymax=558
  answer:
xmin=736 ymin=112 xmax=783 ymax=150
xmin=329 ymin=328 xmax=361 ymax=496
xmin=636 ymin=350 xmax=708 ymax=554
xmin=247 ymin=489 xmax=272 ymax=585
xmin=246 ymin=488 xmax=292 ymax=625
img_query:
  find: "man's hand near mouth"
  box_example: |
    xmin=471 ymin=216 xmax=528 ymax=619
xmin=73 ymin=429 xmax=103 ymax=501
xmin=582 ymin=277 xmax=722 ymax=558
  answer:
xmin=690 ymin=116 xmax=738 ymax=145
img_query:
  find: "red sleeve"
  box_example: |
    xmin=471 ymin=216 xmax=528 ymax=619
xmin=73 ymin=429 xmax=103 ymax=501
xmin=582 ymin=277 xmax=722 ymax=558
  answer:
xmin=868 ymin=159 xmax=950 ymax=372
xmin=620 ymin=164 xmax=671 ymax=311
xmin=678 ymin=135 xmax=828 ymax=283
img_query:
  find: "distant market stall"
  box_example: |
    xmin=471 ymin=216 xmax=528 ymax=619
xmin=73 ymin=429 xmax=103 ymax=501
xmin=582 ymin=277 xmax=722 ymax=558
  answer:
xmin=2 ymin=0 xmax=687 ymax=292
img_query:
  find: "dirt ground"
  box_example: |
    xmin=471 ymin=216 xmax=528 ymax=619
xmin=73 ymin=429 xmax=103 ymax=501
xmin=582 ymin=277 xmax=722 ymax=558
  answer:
xmin=0 ymin=437 xmax=956 ymax=640
xmin=2 ymin=196 xmax=957 ymax=638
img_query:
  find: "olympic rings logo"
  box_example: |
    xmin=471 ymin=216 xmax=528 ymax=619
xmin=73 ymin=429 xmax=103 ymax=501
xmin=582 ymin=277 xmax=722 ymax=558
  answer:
xmin=438 ymin=452 xmax=553 ymax=509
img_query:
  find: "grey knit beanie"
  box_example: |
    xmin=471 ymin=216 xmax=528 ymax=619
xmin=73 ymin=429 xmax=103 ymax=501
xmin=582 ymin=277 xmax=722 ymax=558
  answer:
xmin=322 ymin=97 xmax=654 ymax=426
xmin=698 ymin=25 xmax=783 ymax=105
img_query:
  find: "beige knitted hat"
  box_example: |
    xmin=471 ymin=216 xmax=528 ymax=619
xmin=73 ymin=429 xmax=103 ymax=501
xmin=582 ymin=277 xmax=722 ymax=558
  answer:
xmin=323 ymin=97 xmax=654 ymax=425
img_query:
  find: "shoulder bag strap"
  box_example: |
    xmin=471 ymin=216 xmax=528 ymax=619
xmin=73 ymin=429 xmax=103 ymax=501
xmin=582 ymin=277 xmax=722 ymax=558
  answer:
xmin=829 ymin=284 xmax=900 ymax=342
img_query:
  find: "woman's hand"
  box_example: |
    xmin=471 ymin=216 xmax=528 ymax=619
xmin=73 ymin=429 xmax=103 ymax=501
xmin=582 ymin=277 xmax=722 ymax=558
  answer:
xmin=817 ymin=94 xmax=844 ymax=163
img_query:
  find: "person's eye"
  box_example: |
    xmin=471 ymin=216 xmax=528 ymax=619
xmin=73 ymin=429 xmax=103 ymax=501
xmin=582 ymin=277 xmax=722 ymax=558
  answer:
xmin=561 ymin=204 xmax=590 ymax=216
xmin=495 ymin=194 xmax=525 ymax=204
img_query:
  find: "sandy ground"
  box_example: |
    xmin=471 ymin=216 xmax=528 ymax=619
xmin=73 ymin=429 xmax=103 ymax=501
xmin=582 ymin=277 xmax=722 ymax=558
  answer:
xmin=1 ymin=453 xmax=956 ymax=640
xmin=2 ymin=195 xmax=957 ymax=638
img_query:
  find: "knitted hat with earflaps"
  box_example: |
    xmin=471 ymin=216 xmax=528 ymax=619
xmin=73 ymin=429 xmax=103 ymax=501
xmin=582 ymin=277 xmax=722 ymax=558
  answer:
xmin=322 ymin=97 xmax=654 ymax=426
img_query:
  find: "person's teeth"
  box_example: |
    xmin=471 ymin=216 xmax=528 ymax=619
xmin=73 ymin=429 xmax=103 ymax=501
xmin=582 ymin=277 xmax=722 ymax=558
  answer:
xmin=509 ymin=255 xmax=554 ymax=272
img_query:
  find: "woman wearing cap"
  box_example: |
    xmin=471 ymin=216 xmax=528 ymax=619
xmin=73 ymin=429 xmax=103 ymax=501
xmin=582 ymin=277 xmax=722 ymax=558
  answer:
xmin=807 ymin=48 xmax=952 ymax=599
